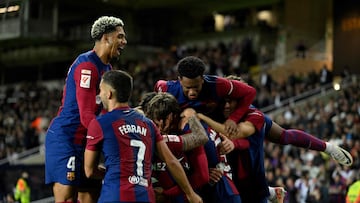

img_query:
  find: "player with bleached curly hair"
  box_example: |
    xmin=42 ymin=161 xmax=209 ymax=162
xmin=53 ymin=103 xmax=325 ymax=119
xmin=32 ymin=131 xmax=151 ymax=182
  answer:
xmin=45 ymin=15 xmax=127 ymax=203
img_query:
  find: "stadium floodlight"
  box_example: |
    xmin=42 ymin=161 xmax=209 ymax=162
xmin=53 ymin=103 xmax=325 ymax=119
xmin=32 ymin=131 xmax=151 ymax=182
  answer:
xmin=0 ymin=5 xmax=20 ymax=14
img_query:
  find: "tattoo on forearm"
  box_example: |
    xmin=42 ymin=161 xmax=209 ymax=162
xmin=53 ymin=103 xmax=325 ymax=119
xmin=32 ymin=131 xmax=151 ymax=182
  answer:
xmin=182 ymin=116 xmax=208 ymax=151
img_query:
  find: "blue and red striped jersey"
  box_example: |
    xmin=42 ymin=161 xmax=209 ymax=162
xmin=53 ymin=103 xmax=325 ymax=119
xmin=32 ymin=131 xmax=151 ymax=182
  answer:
xmin=86 ymin=106 xmax=163 ymax=203
xmin=47 ymin=50 xmax=111 ymax=145
xmin=154 ymin=75 xmax=256 ymax=123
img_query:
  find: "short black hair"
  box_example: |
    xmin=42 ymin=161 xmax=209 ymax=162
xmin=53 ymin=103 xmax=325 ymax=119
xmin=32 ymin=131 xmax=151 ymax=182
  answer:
xmin=177 ymin=56 xmax=205 ymax=79
xmin=102 ymin=70 xmax=133 ymax=102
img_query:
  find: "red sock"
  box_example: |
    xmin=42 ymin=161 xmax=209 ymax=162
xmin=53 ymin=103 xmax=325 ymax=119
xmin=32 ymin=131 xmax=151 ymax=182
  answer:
xmin=279 ymin=129 xmax=326 ymax=151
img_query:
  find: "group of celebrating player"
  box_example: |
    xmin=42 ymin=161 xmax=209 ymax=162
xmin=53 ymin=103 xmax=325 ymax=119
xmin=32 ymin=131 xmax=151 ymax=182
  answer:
xmin=44 ymin=15 xmax=353 ymax=203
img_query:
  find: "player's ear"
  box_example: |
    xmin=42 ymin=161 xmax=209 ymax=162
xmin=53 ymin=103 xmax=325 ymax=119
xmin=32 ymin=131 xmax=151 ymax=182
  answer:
xmin=103 ymin=33 xmax=110 ymax=45
xmin=108 ymin=89 xmax=114 ymax=99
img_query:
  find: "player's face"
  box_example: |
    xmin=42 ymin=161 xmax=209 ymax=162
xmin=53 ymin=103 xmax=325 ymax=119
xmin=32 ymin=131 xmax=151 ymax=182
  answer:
xmin=179 ymin=76 xmax=203 ymax=100
xmin=223 ymin=98 xmax=237 ymax=119
xmin=107 ymin=26 xmax=127 ymax=59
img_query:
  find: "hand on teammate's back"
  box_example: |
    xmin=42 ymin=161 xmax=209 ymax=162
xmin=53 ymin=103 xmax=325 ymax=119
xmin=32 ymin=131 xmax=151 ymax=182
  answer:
xmin=224 ymin=119 xmax=237 ymax=136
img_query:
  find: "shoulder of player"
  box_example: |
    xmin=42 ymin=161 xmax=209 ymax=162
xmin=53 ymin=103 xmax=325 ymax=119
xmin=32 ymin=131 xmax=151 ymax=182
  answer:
xmin=155 ymin=79 xmax=181 ymax=93
xmin=156 ymin=79 xmax=179 ymax=87
xmin=203 ymin=75 xmax=230 ymax=86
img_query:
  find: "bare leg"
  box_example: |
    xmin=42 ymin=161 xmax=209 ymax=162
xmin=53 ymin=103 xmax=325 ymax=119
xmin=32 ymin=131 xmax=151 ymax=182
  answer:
xmin=77 ymin=179 xmax=102 ymax=203
xmin=78 ymin=190 xmax=100 ymax=203
xmin=53 ymin=182 xmax=77 ymax=203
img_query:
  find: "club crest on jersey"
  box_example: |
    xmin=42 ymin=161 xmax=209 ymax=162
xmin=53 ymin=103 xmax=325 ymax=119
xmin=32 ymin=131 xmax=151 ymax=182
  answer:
xmin=80 ymin=69 xmax=91 ymax=88
xmin=67 ymin=172 xmax=75 ymax=181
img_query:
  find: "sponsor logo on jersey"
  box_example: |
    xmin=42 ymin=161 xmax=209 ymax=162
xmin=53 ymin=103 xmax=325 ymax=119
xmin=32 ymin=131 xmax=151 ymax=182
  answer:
xmin=81 ymin=69 xmax=92 ymax=74
xmin=86 ymin=135 xmax=95 ymax=139
xmin=80 ymin=74 xmax=91 ymax=88
xmin=167 ymin=134 xmax=180 ymax=142
xmin=80 ymin=69 xmax=91 ymax=88
xmin=128 ymin=175 xmax=148 ymax=187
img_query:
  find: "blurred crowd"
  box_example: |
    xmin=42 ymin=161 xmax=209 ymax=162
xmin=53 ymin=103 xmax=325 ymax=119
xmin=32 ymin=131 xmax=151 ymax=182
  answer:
xmin=0 ymin=39 xmax=359 ymax=202
xmin=264 ymin=76 xmax=360 ymax=202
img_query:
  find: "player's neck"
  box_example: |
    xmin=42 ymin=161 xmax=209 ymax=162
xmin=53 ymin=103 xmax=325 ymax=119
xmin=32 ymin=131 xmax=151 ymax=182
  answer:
xmin=108 ymin=101 xmax=129 ymax=112
xmin=93 ymin=43 xmax=110 ymax=64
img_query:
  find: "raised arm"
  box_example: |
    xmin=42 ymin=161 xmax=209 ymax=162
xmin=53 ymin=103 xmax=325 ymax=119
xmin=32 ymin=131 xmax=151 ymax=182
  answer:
xmin=197 ymin=113 xmax=255 ymax=139
xmin=179 ymin=109 xmax=209 ymax=151
xmin=197 ymin=113 xmax=227 ymax=135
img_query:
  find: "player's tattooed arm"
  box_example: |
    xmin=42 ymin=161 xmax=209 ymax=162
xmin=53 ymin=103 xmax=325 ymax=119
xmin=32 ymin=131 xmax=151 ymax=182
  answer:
xmin=181 ymin=115 xmax=208 ymax=151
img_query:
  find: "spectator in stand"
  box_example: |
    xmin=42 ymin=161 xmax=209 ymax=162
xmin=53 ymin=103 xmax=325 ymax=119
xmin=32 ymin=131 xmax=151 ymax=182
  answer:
xmin=295 ymin=40 xmax=307 ymax=58
xmin=294 ymin=170 xmax=312 ymax=203
xmin=259 ymin=70 xmax=273 ymax=92
xmin=329 ymin=172 xmax=347 ymax=203
xmin=45 ymin=16 xmax=127 ymax=203
xmin=319 ymin=64 xmax=333 ymax=85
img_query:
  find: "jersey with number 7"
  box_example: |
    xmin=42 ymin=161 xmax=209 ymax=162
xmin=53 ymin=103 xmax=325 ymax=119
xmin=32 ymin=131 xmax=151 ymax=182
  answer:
xmin=86 ymin=106 xmax=163 ymax=202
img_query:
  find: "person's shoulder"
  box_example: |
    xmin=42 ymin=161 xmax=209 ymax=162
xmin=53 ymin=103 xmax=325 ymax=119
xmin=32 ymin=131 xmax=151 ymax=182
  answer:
xmin=75 ymin=50 xmax=94 ymax=61
xmin=156 ymin=79 xmax=179 ymax=86
xmin=155 ymin=79 xmax=179 ymax=92
xmin=203 ymin=75 xmax=218 ymax=80
xmin=155 ymin=79 xmax=167 ymax=87
xmin=70 ymin=50 xmax=97 ymax=70
xmin=79 ymin=50 xmax=94 ymax=56
xmin=204 ymin=75 xmax=223 ymax=83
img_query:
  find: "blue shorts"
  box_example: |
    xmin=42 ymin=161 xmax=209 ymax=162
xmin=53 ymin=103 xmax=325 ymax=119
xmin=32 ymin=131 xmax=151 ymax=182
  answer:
xmin=45 ymin=129 xmax=84 ymax=186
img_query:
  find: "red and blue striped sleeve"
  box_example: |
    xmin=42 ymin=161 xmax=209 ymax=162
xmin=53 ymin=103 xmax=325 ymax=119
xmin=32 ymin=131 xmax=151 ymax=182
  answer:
xmin=74 ymin=62 xmax=100 ymax=129
xmin=216 ymin=78 xmax=256 ymax=122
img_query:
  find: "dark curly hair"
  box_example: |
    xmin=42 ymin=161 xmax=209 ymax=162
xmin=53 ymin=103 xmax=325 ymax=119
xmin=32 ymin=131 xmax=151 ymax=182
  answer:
xmin=177 ymin=56 xmax=205 ymax=79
